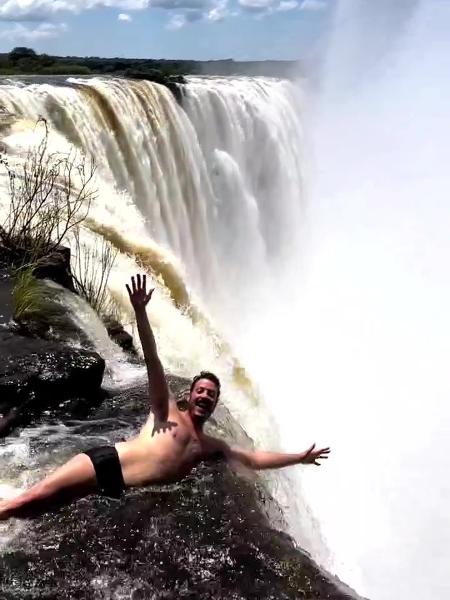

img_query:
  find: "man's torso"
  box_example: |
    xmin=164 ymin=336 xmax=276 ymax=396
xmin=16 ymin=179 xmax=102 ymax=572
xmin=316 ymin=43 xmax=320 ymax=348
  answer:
xmin=115 ymin=400 xmax=220 ymax=488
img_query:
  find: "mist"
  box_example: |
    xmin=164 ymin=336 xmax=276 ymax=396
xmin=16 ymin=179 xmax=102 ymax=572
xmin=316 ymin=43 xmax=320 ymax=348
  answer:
xmin=281 ymin=1 xmax=450 ymax=598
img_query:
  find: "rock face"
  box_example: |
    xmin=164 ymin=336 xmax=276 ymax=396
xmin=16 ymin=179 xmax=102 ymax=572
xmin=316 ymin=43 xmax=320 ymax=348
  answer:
xmin=103 ymin=316 xmax=136 ymax=355
xmin=0 ymin=261 xmax=105 ymax=437
xmin=122 ymin=69 xmax=185 ymax=103
xmin=2 ymin=245 xmax=136 ymax=354
xmin=0 ymin=328 xmax=105 ymax=437
xmin=33 ymin=247 xmax=75 ymax=292
xmin=0 ymin=381 xmax=364 ymax=600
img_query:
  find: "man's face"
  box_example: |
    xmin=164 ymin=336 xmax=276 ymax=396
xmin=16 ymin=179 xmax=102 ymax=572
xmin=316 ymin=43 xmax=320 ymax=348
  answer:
xmin=189 ymin=378 xmax=219 ymax=420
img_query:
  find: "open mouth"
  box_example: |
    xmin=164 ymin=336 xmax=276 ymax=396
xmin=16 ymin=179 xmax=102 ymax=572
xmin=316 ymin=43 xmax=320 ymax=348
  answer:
xmin=196 ymin=400 xmax=211 ymax=411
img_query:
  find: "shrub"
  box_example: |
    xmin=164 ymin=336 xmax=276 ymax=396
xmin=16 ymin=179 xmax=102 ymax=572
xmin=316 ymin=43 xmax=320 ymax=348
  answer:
xmin=3 ymin=119 xmax=119 ymax=332
xmin=71 ymin=229 xmax=118 ymax=318
xmin=12 ymin=267 xmax=52 ymax=322
xmin=0 ymin=118 xmax=96 ymax=267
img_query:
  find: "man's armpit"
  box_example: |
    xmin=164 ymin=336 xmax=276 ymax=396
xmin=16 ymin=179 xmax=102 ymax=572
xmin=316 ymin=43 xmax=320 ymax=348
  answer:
xmin=209 ymin=449 xmax=226 ymax=462
xmin=202 ymin=438 xmax=229 ymax=463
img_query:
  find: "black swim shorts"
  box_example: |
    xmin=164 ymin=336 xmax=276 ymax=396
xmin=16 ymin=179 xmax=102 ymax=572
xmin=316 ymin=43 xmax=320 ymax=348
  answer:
xmin=84 ymin=446 xmax=125 ymax=499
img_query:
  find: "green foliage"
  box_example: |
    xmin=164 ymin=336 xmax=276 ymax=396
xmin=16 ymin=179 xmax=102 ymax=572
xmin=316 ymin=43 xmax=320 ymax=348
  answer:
xmin=0 ymin=46 xmax=298 ymax=79
xmin=0 ymin=48 xmax=92 ymax=75
xmin=12 ymin=267 xmax=51 ymax=322
xmin=9 ymin=47 xmax=37 ymax=63
xmin=39 ymin=64 xmax=92 ymax=75
xmin=0 ymin=47 xmax=192 ymax=77
xmin=72 ymin=231 xmax=118 ymax=318
xmin=1 ymin=118 xmax=118 ymax=331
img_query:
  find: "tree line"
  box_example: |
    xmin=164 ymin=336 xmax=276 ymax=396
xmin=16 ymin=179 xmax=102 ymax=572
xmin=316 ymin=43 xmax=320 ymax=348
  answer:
xmin=0 ymin=47 xmax=298 ymax=78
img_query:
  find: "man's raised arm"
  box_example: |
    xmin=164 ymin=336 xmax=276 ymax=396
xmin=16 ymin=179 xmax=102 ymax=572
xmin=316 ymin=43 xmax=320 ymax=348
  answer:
xmin=213 ymin=441 xmax=330 ymax=470
xmin=126 ymin=274 xmax=169 ymax=421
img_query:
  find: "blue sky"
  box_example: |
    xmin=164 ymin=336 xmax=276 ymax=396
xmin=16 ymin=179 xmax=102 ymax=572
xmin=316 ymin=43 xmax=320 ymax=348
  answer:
xmin=0 ymin=0 xmax=333 ymax=60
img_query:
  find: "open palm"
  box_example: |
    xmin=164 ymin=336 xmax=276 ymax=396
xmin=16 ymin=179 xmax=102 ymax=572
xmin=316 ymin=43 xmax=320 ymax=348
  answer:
xmin=126 ymin=274 xmax=154 ymax=310
xmin=301 ymin=444 xmax=330 ymax=466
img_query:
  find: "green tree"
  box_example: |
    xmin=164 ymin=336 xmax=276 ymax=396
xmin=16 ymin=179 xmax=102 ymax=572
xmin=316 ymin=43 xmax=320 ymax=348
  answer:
xmin=9 ymin=47 xmax=37 ymax=63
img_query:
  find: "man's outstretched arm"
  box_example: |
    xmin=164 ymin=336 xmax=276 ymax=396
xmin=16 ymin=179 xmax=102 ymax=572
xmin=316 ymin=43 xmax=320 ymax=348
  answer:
xmin=214 ymin=441 xmax=330 ymax=470
xmin=126 ymin=274 xmax=169 ymax=421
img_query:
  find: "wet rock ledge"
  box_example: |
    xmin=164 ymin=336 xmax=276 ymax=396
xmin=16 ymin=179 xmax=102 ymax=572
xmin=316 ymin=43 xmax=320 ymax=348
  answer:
xmin=0 ymin=259 xmax=105 ymax=437
xmin=0 ymin=383 xmax=365 ymax=600
xmin=0 ymin=259 xmax=366 ymax=600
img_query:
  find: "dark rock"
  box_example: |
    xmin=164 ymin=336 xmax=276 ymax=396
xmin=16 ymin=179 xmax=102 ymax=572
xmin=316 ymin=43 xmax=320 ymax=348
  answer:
xmin=167 ymin=81 xmax=184 ymax=105
xmin=122 ymin=69 xmax=186 ymax=103
xmin=33 ymin=247 xmax=75 ymax=292
xmin=0 ymin=262 xmax=13 ymax=326
xmin=0 ymin=327 xmax=105 ymax=437
xmin=0 ymin=260 xmax=92 ymax=347
xmin=0 ymin=380 xmax=364 ymax=600
xmin=103 ymin=316 xmax=137 ymax=354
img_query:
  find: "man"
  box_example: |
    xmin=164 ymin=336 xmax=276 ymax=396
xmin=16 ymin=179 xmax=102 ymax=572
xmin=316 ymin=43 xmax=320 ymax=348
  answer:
xmin=0 ymin=274 xmax=330 ymax=520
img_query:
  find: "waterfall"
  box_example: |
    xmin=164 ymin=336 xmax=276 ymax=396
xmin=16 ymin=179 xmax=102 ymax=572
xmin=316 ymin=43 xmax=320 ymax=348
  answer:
xmin=0 ymin=74 xmax=317 ymax=560
xmin=287 ymin=1 xmax=450 ymax=599
xmin=0 ymin=75 xmax=307 ymax=394
xmin=2 ymin=30 xmax=446 ymax=595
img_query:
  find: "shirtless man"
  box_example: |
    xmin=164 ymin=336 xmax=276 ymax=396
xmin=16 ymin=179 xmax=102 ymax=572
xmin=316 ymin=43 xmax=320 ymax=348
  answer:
xmin=0 ymin=274 xmax=330 ymax=520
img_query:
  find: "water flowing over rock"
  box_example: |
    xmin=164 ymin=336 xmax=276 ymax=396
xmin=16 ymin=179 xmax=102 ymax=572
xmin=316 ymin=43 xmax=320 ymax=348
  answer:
xmin=0 ymin=327 xmax=105 ymax=437
xmin=0 ymin=74 xmax=356 ymax=597
xmin=0 ymin=382 xmax=362 ymax=600
xmin=0 ymin=261 xmax=105 ymax=436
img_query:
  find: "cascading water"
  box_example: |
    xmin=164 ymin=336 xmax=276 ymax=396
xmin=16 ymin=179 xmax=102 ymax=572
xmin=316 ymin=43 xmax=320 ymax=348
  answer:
xmin=256 ymin=1 xmax=449 ymax=599
xmin=1 ymin=10 xmax=446 ymax=593
xmin=0 ymin=75 xmax=321 ymax=563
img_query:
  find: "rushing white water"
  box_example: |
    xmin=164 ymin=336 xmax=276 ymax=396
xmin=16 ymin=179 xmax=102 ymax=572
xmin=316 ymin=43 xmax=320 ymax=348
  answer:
xmin=0 ymin=76 xmax=315 ymax=553
xmin=266 ymin=1 xmax=450 ymax=599
xmin=1 ymin=18 xmax=447 ymax=595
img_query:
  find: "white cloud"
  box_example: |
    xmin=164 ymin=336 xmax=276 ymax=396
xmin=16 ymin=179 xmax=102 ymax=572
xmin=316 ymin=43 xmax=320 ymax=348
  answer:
xmin=0 ymin=0 xmax=225 ymax=30
xmin=151 ymin=0 xmax=210 ymax=10
xmin=277 ymin=0 xmax=298 ymax=11
xmin=207 ymin=0 xmax=228 ymax=22
xmin=0 ymin=22 xmax=68 ymax=41
xmin=166 ymin=12 xmax=186 ymax=29
xmin=0 ymin=1 xmax=149 ymax=22
xmin=239 ymin=0 xmax=273 ymax=13
xmin=300 ymin=0 xmax=327 ymax=11
xmin=239 ymin=0 xmax=311 ymax=16
xmin=164 ymin=0 xmax=227 ymax=27
xmin=0 ymin=0 xmax=297 ymax=31
xmin=238 ymin=0 xmax=297 ymax=14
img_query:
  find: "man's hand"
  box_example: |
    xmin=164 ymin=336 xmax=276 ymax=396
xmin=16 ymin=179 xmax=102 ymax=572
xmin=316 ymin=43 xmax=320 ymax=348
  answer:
xmin=300 ymin=444 xmax=330 ymax=466
xmin=126 ymin=272 xmax=169 ymax=421
xmin=216 ymin=441 xmax=331 ymax=471
xmin=126 ymin=274 xmax=154 ymax=311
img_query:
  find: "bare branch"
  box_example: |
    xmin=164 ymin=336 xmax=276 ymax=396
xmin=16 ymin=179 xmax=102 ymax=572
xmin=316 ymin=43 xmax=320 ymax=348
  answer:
xmin=0 ymin=119 xmax=97 ymax=266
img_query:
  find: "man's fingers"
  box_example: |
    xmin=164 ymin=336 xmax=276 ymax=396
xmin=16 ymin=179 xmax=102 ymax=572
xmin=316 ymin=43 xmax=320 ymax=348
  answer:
xmin=137 ymin=273 xmax=141 ymax=290
xmin=131 ymin=276 xmax=136 ymax=293
xmin=143 ymin=274 xmax=147 ymax=292
xmin=315 ymin=448 xmax=330 ymax=456
xmin=314 ymin=461 xmax=321 ymax=466
xmin=146 ymin=289 xmax=154 ymax=303
xmin=126 ymin=283 xmax=132 ymax=297
xmin=306 ymin=443 xmax=316 ymax=455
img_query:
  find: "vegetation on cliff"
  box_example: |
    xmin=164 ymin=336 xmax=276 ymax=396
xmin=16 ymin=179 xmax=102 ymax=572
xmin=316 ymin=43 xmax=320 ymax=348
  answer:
xmin=0 ymin=119 xmax=119 ymax=336
xmin=0 ymin=46 xmax=298 ymax=79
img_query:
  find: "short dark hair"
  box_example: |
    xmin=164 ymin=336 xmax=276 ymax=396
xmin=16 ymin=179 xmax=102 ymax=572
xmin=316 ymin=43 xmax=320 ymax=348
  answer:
xmin=190 ymin=371 xmax=221 ymax=398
